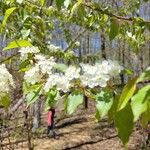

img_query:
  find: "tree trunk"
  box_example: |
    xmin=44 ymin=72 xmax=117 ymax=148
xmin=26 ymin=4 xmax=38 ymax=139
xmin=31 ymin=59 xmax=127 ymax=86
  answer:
xmin=32 ymin=100 xmax=41 ymax=133
xmin=84 ymin=95 xmax=88 ymax=109
xmin=100 ymin=30 xmax=106 ymax=59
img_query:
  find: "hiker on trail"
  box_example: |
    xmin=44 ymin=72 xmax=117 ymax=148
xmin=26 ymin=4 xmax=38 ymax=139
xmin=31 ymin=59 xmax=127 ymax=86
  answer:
xmin=47 ymin=107 xmax=57 ymax=138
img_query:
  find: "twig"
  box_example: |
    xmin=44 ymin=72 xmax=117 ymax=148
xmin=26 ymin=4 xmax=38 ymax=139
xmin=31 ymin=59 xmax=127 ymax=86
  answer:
xmin=64 ymin=29 xmax=86 ymax=52
xmin=0 ymin=53 xmax=19 ymax=64
xmin=83 ymin=3 xmax=150 ymax=23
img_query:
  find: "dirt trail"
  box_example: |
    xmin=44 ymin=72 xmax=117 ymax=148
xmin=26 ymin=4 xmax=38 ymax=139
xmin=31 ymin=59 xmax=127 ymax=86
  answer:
xmin=27 ymin=113 xmax=144 ymax=150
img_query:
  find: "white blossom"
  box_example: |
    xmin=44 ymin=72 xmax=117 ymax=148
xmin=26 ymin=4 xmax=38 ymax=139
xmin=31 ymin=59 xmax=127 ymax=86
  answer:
xmin=56 ymin=76 xmax=70 ymax=93
xmin=48 ymin=44 xmax=60 ymax=51
xmin=36 ymin=55 xmax=56 ymax=75
xmin=24 ymin=65 xmax=41 ymax=84
xmin=19 ymin=46 xmax=40 ymax=60
xmin=75 ymin=41 xmax=80 ymax=47
xmin=65 ymin=66 xmax=80 ymax=80
xmin=44 ymin=74 xmax=60 ymax=92
xmin=34 ymin=54 xmax=46 ymax=61
xmin=0 ymin=64 xmax=15 ymax=95
xmin=23 ymin=54 xmax=123 ymax=92
xmin=107 ymin=60 xmax=123 ymax=76
xmin=44 ymin=74 xmax=70 ymax=93
xmin=80 ymin=60 xmax=122 ymax=88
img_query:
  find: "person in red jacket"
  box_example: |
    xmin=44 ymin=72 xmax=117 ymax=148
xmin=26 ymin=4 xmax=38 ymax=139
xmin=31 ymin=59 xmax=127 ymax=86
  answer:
xmin=47 ymin=107 xmax=56 ymax=138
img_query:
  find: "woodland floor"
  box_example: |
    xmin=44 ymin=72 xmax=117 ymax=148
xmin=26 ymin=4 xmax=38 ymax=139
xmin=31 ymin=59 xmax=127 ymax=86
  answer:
xmin=32 ymin=114 xmax=144 ymax=150
xmin=2 ymin=101 xmax=150 ymax=150
xmin=14 ymin=109 xmax=149 ymax=150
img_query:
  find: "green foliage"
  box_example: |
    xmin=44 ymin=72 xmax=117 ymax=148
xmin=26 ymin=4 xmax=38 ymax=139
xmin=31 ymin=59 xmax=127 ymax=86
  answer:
xmin=108 ymin=94 xmax=120 ymax=121
xmin=141 ymin=103 xmax=150 ymax=128
xmin=0 ymin=7 xmax=16 ymax=32
xmin=3 ymin=40 xmax=32 ymax=51
xmin=26 ymin=85 xmax=42 ymax=106
xmin=118 ymin=77 xmax=137 ymax=111
xmin=45 ymin=89 xmax=58 ymax=111
xmin=109 ymin=18 xmax=119 ymax=40
xmin=137 ymin=67 xmax=150 ymax=83
xmin=65 ymin=92 xmax=83 ymax=115
xmin=0 ymin=94 xmax=11 ymax=109
xmin=115 ymin=103 xmax=134 ymax=146
xmin=122 ymin=69 xmax=134 ymax=75
xmin=131 ymin=85 xmax=150 ymax=122
xmin=95 ymin=89 xmax=113 ymax=120
xmin=19 ymin=59 xmax=31 ymax=72
xmin=56 ymin=0 xmax=65 ymax=10
xmin=23 ymin=82 xmax=42 ymax=106
xmin=0 ymin=0 xmax=150 ymax=147
xmin=70 ymin=0 xmax=83 ymax=16
xmin=39 ymin=0 xmax=45 ymax=6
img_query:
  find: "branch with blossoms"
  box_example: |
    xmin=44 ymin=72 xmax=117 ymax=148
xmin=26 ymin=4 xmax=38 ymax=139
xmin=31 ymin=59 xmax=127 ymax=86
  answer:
xmin=17 ymin=46 xmax=123 ymax=109
xmin=1 ymin=46 xmax=150 ymax=147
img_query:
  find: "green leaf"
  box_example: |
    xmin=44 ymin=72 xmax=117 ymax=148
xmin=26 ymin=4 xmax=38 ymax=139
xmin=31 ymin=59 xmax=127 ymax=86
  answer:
xmin=0 ymin=94 xmax=11 ymax=109
xmin=118 ymin=77 xmax=137 ymax=111
xmin=1 ymin=7 xmax=16 ymax=31
xmin=137 ymin=67 xmax=150 ymax=83
xmin=45 ymin=90 xmax=58 ymax=111
xmin=53 ymin=63 xmax=68 ymax=72
xmin=115 ymin=103 xmax=134 ymax=146
xmin=39 ymin=0 xmax=45 ymax=6
xmin=95 ymin=90 xmax=113 ymax=120
xmin=71 ymin=0 xmax=83 ymax=16
xmin=131 ymin=85 xmax=150 ymax=122
xmin=140 ymin=103 xmax=150 ymax=128
xmin=122 ymin=69 xmax=134 ymax=75
xmin=77 ymin=5 xmax=86 ymax=19
xmin=19 ymin=59 xmax=30 ymax=71
xmin=108 ymin=94 xmax=120 ymax=121
xmin=109 ymin=18 xmax=119 ymax=40
xmin=3 ymin=40 xmax=32 ymax=51
xmin=56 ymin=0 xmax=65 ymax=10
xmin=23 ymin=82 xmax=42 ymax=94
xmin=26 ymin=86 xmax=42 ymax=106
xmin=66 ymin=93 xmax=83 ymax=115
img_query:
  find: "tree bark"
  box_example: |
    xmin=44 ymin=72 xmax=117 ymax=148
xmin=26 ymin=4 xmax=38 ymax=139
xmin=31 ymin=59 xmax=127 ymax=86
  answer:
xmin=32 ymin=100 xmax=41 ymax=133
xmin=100 ymin=30 xmax=106 ymax=59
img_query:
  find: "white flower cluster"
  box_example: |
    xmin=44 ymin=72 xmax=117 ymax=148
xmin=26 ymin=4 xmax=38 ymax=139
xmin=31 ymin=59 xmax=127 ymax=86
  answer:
xmin=24 ymin=65 xmax=41 ymax=85
xmin=80 ymin=60 xmax=123 ymax=88
xmin=24 ymin=54 xmax=56 ymax=85
xmin=19 ymin=46 xmax=40 ymax=60
xmin=35 ymin=54 xmax=56 ymax=75
xmin=48 ymin=44 xmax=60 ymax=51
xmin=44 ymin=74 xmax=70 ymax=93
xmin=0 ymin=64 xmax=15 ymax=97
xmin=24 ymin=53 xmax=123 ymax=93
xmin=44 ymin=66 xmax=81 ymax=93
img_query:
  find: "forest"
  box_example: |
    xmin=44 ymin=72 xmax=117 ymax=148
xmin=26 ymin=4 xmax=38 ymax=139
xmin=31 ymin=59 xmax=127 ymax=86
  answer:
xmin=0 ymin=0 xmax=150 ymax=149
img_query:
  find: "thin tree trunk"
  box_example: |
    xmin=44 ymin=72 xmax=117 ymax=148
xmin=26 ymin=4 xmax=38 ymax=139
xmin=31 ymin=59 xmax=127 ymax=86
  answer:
xmin=100 ymin=30 xmax=106 ymax=59
xmin=84 ymin=95 xmax=88 ymax=109
xmin=32 ymin=100 xmax=41 ymax=133
xmin=120 ymin=40 xmax=125 ymax=85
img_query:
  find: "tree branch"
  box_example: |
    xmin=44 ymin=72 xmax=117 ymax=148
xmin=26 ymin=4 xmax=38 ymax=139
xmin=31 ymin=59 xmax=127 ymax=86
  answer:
xmin=64 ymin=29 xmax=86 ymax=52
xmin=83 ymin=3 xmax=150 ymax=23
xmin=0 ymin=53 xmax=19 ymax=64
